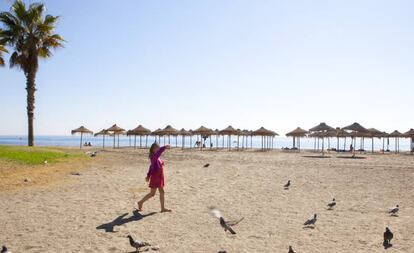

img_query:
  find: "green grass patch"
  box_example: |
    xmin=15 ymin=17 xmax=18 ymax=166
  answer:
xmin=0 ymin=145 xmax=82 ymax=165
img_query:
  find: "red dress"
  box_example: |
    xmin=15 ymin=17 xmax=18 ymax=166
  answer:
xmin=147 ymin=146 xmax=166 ymax=188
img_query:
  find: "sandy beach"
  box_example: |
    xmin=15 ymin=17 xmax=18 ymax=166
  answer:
xmin=0 ymin=148 xmax=413 ymax=252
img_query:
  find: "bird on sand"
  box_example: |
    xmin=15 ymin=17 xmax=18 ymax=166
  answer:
xmin=1 ymin=246 xmax=10 ymax=253
xmin=203 ymin=163 xmax=210 ymax=168
xmin=303 ymin=214 xmax=317 ymax=226
xmin=388 ymin=205 xmax=399 ymax=215
xmin=127 ymin=235 xmax=151 ymax=252
xmin=284 ymin=180 xmax=291 ymax=189
xmin=210 ymin=207 xmax=244 ymax=235
xmin=327 ymin=198 xmax=336 ymax=209
xmin=288 ymin=245 xmax=296 ymax=253
xmin=383 ymin=227 xmax=393 ymax=248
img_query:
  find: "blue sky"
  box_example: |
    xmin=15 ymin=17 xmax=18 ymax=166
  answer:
xmin=0 ymin=0 xmax=413 ymax=135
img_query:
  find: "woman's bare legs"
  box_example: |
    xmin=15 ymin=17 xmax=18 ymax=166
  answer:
xmin=159 ymin=187 xmax=171 ymax=212
xmin=137 ymin=188 xmax=157 ymax=211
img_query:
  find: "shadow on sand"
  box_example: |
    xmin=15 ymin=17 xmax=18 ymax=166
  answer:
xmin=302 ymin=155 xmax=331 ymax=159
xmin=96 ymin=210 xmax=156 ymax=233
xmin=336 ymin=156 xmax=366 ymax=159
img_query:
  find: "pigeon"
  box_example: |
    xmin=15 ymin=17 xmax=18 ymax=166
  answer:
xmin=288 ymin=245 xmax=295 ymax=253
xmin=284 ymin=180 xmax=291 ymax=189
xmin=210 ymin=207 xmax=243 ymax=235
xmin=203 ymin=163 xmax=210 ymax=168
xmin=90 ymin=151 xmax=97 ymax=157
xmin=327 ymin=198 xmax=336 ymax=209
xmin=388 ymin=205 xmax=399 ymax=215
xmin=303 ymin=214 xmax=317 ymax=226
xmin=1 ymin=246 xmax=10 ymax=253
xmin=383 ymin=227 xmax=393 ymax=248
xmin=127 ymin=235 xmax=151 ymax=252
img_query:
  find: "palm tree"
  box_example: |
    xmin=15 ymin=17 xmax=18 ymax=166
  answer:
xmin=0 ymin=30 xmax=7 ymax=66
xmin=0 ymin=0 xmax=64 ymax=146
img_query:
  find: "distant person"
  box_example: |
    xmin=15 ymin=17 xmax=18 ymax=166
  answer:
xmin=84 ymin=142 xmax=88 ymax=146
xmin=88 ymin=142 xmax=92 ymax=146
xmin=137 ymin=143 xmax=172 ymax=213
xmin=350 ymin=144 xmax=353 ymax=152
xmin=210 ymin=142 xmax=213 ymax=148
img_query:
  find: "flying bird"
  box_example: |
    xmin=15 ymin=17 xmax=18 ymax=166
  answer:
xmin=1 ymin=246 xmax=10 ymax=253
xmin=303 ymin=214 xmax=317 ymax=226
xmin=127 ymin=235 xmax=151 ymax=252
xmin=383 ymin=227 xmax=393 ymax=248
xmin=210 ymin=207 xmax=244 ymax=235
xmin=388 ymin=205 xmax=399 ymax=215
xmin=284 ymin=180 xmax=291 ymax=189
xmin=327 ymin=198 xmax=336 ymax=209
xmin=288 ymin=245 xmax=296 ymax=253
xmin=203 ymin=163 xmax=210 ymax=168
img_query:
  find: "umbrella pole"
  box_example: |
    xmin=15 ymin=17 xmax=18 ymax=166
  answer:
xmin=118 ymin=134 xmax=120 ymax=148
xmin=146 ymin=135 xmax=148 ymax=148
xmin=382 ymin=137 xmax=385 ymax=154
xmin=372 ymin=137 xmax=374 ymax=154
xmin=80 ymin=132 xmax=83 ymax=149
xmin=176 ymin=136 xmax=178 ymax=148
xmin=103 ymin=135 xmax=105 ymax=149
xmin=134 ymin=136 xmax=137 ymax=149
xmin=113 ymin=135 xmax=115 ymax=149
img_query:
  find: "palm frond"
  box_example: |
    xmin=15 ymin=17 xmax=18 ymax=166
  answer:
xmin=0 ymin=0 xmax=64 ymax=72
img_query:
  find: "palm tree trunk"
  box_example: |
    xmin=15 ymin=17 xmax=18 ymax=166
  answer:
xmin=26 ymin=71 xmax=36 ymax=146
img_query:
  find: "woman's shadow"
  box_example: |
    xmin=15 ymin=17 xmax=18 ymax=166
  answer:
xmin=96 ymin=210 xmax=156 ymax=233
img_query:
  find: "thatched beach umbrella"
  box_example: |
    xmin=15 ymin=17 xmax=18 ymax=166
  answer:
xmin=309 ymin=122 xmax=335 ymax=154
xmin=160 ymin=125 xmax=179 ymax=147
xmin=404 ymin=129 xmax=414 ymax=155
xmin=107 ymin=124 xmax=125 ymax=148
xmin=252 ymin=127 xmax=278 ymax=151
xmin=388 ymin=130 xmax=403 ymax=153
xmin=179 ymin=128 xmax=191 ymax=149
xmin=286 ymin=127 xmax=308 ymax=152
xmin=342 ymin=122 xmax=368 ymax=155
xmin=151 ymin=128 xmax=163 ymax=144
xmin=366 ymin=128 xmax=384 ymax=153
xmin=94 ymin=129 xmax=110 ymax=148
xmin=71 ymin=126 xmax=93 ymax=149
xmin=193 ymin=126 xmax=214 ymax=149
xmin=129 ymin=125 xmax=151 ymax=149
xmin=219 ymin=126 xmax=238 ymax=150
xmin=327 ymin=128 xmax=351 ymax=151
xmin=214 ymin=129 xmax=220 ymax=149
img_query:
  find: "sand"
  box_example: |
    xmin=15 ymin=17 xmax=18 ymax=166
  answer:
xmin=0 ymin=148 xmax=413 ymax=252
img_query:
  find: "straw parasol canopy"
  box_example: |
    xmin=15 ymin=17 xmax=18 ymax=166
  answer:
xmin=286 ymin=127 xmax=308 ymax=151
xmin=128 ymin=125 xmax=152 ymax=149
xmin=309 ymin=122 xmax=335 ymax=132
xmin=94 ymin=129 xmax=110 ymax=148
xmin=159 ymin=125 xmax=179 ymax=146
xmin=252 ymin=127 xmax=278 ymax=136
xmin=193 ymin=126 xmax=214 ymax=136
xmin=178 ymin=128 xmax=191 ymax=149
xmin=253 ymin=127 xmax=278 ymax=151
xmin=388 ymin=130 xmax=402 ymax=153
xmin=404 ymin=129 xmax=414 ymax=154
xmin=286 ymin=127 xmax=308 ymax=137
xmin=106 ymin=124 xmax=125 ymax=148
xmin=160 ymin=125 xmax=179 ymax=136
xmin=309 ymin=123 xmax=335 ymax=154
xmin=219 ymin=125 xmax=238 ymax=135
xmin=71 ymin=126 xmax=93 ymax=149
xmin=342 ymin=122 xmax=368 ymax=136
xmin=219 ymin=126 xmax=238 ymax=149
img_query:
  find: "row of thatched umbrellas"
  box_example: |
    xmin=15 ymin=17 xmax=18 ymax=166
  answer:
xmin=71 ymin=123 xmax=414 ymax=154
xmin=71 ymin=125 xmax=278 ymax=150
xmin=286 ymin=122 xmax=414 ymax=155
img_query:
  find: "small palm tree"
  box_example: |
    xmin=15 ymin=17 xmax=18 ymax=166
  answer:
xmin=0 ymin=0 xmax=64 ymax=146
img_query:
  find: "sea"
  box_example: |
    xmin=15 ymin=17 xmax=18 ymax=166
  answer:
xmin=0 ymin=135 xmax=411 ymax=151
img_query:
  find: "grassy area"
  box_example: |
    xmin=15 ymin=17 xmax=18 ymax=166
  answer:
xmin=0 ymin=145 xmax=81 ymax=165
